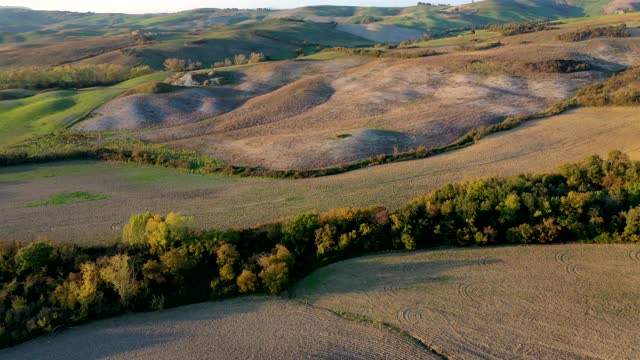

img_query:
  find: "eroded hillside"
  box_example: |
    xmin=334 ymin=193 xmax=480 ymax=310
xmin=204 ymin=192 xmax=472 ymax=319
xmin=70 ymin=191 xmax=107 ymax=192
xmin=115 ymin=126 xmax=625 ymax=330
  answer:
xmin=73 ymin=15 xmax=640 ymax=170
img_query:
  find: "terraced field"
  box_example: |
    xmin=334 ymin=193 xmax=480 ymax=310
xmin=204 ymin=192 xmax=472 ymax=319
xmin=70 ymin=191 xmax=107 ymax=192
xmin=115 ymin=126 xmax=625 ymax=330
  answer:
xmin=2 ymin=107 xmax=640 ymax=244
xmin=293 ymin=244 xmax=640 ymax=359
xmin=0 ymin=297 xmax=437 ymax=359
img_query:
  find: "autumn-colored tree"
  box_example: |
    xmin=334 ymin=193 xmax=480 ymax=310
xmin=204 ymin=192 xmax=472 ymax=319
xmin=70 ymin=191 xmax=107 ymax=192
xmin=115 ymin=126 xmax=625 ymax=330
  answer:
xmin=236 ymin=269 xmax=258 ymax=293
xmin=258 ymin=245 xmax=294 ymax=294
xmin=99 ymin=254 xmax=138 ymax=306
xmin=216 ymin=242 xmax=240 ymax=281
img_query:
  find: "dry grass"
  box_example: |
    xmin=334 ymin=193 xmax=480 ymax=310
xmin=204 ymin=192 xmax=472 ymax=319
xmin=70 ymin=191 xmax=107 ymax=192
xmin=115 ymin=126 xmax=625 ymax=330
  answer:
xmin=3 ymin=107 xmax=640 ymax=244
xmin=293 ymin=244 xmax=640 ymax=359
xmin=0 ymin=297 xmax=437 ymax=359
xmin=71 ymin=13 xmax=640 ymax=170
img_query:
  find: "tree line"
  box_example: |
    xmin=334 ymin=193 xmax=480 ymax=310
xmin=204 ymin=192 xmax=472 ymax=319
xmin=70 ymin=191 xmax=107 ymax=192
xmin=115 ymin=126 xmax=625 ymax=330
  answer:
xmin=0 ymin=64 xmax=153 ymax=90
xmin=557 ymin=24 xmax=630 ymax=42
xmin=2 ymin=151 xmax=640 ymax=347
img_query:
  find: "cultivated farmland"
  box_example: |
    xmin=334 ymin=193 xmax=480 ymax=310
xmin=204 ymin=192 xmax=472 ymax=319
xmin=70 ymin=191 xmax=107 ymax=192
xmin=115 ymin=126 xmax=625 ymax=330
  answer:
xmin=0 ymin=297 xmax=437 ymax=359
xmin=293 ymin=244 xmax=640 ymax=359
xmin=2 ymin=107 xmax=640 ymax=244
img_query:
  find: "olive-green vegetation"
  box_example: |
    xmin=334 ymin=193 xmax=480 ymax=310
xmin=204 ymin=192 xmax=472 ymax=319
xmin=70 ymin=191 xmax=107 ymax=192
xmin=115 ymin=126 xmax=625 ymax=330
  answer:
xmin=121 ymin=82 xmax=179 ymax=97
xmin=572 ymin=67 xmax=640 ymax=106
xmin=525 ymin=59 xmax=592 ymax=73
xmin=487 ymin=20 xmax=552 ymax=36
xmin=2 ymin=151 xmax=640 ymax=348
xmin=457 ymin=40 xmax=502 ymax=51
xmin=0 ymin=89 xmax=35 ymax=101
xmin=556 ymin=23 xmax=630 ymax=41
xmin=0 ymin=131 xmax=223 ymax=171
xmin=326 ymin=47 xmax=439 ymax=59
xmin=22 ymin=192 xmax=110 ymax=208
xmin=162 ymin=58 xmax=203 ymax=72
xmin=0 ymin=64 xmax=153 ymax=90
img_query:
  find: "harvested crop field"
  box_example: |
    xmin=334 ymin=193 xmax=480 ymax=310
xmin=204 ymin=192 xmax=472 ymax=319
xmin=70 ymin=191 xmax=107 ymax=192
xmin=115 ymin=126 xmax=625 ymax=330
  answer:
xmin=0 ymin=297 xmax=437 ymax=359
xmin=293 ymin=244 xmax=640 ymax=359
xmin=2 ymin=107 xmax=640 ymax=244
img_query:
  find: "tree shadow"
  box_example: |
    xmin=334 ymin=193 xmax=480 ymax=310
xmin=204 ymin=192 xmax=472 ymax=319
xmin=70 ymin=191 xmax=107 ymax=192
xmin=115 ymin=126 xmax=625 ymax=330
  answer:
xmin=0 ymin=298 xmax=267 ymax=360
xmin=293 ymin=249 xmax=503 ymax=297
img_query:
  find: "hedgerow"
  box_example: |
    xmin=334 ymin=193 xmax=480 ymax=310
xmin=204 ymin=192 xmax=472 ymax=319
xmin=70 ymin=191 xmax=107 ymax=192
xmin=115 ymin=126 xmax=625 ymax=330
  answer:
xmin=2 ymin=151 xmax=640 ymax=348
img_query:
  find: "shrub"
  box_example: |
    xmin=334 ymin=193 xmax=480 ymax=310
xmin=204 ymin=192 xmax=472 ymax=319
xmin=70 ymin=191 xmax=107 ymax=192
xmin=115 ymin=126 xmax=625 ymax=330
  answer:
xmin=573 ymin=67 xmax=640 ymax=106
xmin=99 ymin=254 xmax=138 ymax=306
xmin=557 ymin=24 xmax=630 ymax=42
xmin=233 ymin=54 xmax=248 ymax=65
xmin=216 ymin=243 xmax=240 ymax=281
xmin=248 ymin=52 xmax=266 ymax=64
xmin=14 ymin=242 xmax=54 ymax=275
xmin=525 ymin=60 xmax=592 ymax=73
xmin=258 ymin=245 xmax=294 ymax=294
xmin=163 ymin=58 xmax=202 ymax=71
xmin=623 ymin=206 xmax=640 ymax=242
xmin=457 ymin=41 xmax=502 ymax=51
xmin=236 ymin=270 xmax=258 ymax=293
xmin=488 ymin=21 xmax=551 ymax=36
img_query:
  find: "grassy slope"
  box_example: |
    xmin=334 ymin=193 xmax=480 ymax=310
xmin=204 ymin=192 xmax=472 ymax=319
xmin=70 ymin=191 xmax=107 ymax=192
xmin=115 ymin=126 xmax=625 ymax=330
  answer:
xmin=0 ymin=72 xmax=171 ymax=149
xmin=0 ymin=89 xmax=123 ymax=148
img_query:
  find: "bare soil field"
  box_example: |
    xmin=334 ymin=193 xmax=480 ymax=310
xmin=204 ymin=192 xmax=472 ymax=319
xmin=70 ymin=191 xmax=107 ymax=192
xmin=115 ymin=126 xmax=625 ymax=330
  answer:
xmin=2 ymin=107 xmax=640 ymax=244
xmin=293 ymin=244 xmax=640 ymax=359
xmin=0 ymin=296 xmax=437 ymax=359
xmin=68 ymin=15 xmax=640 ymax=171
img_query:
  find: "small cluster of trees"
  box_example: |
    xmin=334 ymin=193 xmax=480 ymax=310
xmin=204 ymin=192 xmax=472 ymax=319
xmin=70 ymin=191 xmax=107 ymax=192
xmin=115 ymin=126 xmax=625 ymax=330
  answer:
xmin=163 ymin=58 xmax=203 ymax=72
xmin=557 ymin=24 xmax=630 ymax=42
xmin=487 ymin=21 xmax=551 ymax=36
xmin=212 ymin=52 xmax=266 ymax=68
xmin=0 ymin=64 xmax=153 ymax=90
xmin=3 ymin=152 xmax=640 ymax=347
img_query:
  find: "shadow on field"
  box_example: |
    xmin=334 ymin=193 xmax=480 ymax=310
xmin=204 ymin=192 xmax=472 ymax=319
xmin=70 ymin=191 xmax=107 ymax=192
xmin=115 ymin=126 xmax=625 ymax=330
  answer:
xmin=0 ymin=300 xmax=263 ymax=360
xmin=295 ymin=250 xmax=502 ymax=296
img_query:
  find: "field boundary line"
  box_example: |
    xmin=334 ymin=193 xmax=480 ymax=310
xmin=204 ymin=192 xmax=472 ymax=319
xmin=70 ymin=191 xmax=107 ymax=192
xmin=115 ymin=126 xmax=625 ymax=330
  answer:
xmin=290 ymin=298 xmax=450 ymax=360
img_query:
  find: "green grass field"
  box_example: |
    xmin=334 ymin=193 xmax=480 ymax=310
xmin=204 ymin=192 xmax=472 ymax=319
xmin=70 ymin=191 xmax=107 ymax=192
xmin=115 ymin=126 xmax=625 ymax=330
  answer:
xmin=0 ymin=89 xmax=123 ymax=149
xmin=0 ymin=71 xmax=172 ymax=149
xmin=22 ymin=191 xmax=110 ymax=208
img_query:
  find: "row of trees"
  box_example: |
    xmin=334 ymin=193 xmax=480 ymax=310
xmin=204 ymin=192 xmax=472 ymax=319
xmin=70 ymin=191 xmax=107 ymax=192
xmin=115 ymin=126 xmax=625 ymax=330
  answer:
xmin=0 ymin=64 xmax=153 ymax=90
xmin=163 ymin=52 xmax=266 ymax=72
xmin=2 ymin=151 xmax=640 ymax=347
xmin=212 ymin=52 xmax=266 ymax=68
xmin=162 ymin=58 xmax=203 ymax=72
xmin=487 ymin=21 xmax=551 ymax=36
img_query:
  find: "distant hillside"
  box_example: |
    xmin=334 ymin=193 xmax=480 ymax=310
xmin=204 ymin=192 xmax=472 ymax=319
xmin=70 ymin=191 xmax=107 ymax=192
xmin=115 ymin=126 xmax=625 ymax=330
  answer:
xmin=1 ymin=1 xmax=638 ymax=36
xmin=0 ymin=1 xmax=638 ymax=69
